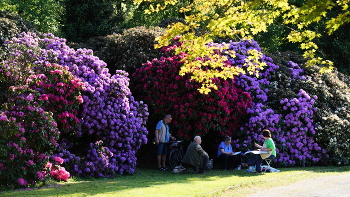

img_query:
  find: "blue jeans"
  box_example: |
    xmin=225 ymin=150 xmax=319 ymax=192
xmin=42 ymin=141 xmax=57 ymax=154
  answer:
xmin=248 ymin=154 xmax=275 ymax=172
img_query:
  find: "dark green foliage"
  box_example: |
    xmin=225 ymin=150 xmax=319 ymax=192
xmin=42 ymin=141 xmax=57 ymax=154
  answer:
xmin=123 ymin=2 xmax=187 ymax=28
xmin=69 ymin=26 xmax=165 ymax=76
xmin=317 ymin=23 xmax=350 ymax=75
xmin=0 ymin=0 xmax=63 ymax=35
xmin=62 ymin=0 xmax=125 ymax=42
xmin=100 ymin=26 xmax=165 ymax=75
xmin=158 ymin=18 xmax=186 ymax=28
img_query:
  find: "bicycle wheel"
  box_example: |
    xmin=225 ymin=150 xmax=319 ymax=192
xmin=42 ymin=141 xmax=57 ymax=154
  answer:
xmin=168 ymin=148 xmax=183 ymax=170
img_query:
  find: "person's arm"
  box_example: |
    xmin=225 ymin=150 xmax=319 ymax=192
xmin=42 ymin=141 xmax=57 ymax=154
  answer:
xmin=220 ymin=148 xmax=233 ymax=155
xmin=262 ymin=138 xmax=275 ymax=152
xmin=170 ymin=134 xmax=176 ymax=141
xmin=196 ymin=145 xmax=209 ymax=157
xmin=254 ymin=142 xmax=263 ymax=149
xmin=155 ymin=129 xmax=160 ymax=144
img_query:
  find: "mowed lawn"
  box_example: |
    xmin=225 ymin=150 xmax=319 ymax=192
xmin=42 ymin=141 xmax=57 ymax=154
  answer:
xmin=2 ymin=165 xmax=350 ymax=197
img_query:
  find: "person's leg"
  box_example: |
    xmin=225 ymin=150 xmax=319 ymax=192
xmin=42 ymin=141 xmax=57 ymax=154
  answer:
xmin=255 ymin=154 xmax=263 ymax=173
xmin=247 ymin=155 xmax=256 ymax=167
xmin=227 ymin=155 xmax=241 ymax=170
xmin=199 ymin=156 xmax=208 ymax=173
xmin=161 ymin=154 xmax=167 ymax=168
xmin=228 ymin=155 xmax=237 ymax=170
xmin=161 ymin=143 xmax=168 ymax=169
xmin=219 ymin=154 xmax=229 ymax=170
xmin=156 ymin=144 xmax=163 ymax=169
xmin=157 ymin=154 xmax=162 ymax=168
xmin=157 ymin=143 xmax=167 ymax=170
xmin=267 ymin=155 xmax=275 ymax=160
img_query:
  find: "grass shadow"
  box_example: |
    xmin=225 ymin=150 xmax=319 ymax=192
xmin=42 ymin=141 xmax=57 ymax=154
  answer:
xmin=1 ymin=165 xmax=350 ymax=197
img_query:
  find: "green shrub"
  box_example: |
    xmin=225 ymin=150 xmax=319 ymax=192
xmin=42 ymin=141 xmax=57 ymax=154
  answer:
xmin=96 ymin=26 xmax=165 ymax=75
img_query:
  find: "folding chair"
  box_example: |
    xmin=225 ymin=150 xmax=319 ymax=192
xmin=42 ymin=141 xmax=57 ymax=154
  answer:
xmin=262 ymin=159 xmax=272 ymax=173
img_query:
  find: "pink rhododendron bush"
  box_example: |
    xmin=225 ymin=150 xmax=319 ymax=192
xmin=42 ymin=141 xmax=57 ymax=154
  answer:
xmin=133 ymin=40 xmax=253 ymax=138
xmin=0 ymin=32 xmax=148 ymax=189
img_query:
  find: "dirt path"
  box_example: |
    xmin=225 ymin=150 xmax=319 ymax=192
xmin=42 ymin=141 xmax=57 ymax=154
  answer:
xmin=246 ymin=172 xmax=350 ymax=197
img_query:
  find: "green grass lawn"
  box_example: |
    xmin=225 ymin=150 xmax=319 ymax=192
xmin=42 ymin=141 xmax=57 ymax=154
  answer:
xmin=2 ymin=166 xmax=350 ymax=197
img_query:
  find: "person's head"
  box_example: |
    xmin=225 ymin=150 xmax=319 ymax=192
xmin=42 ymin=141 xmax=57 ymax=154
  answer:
xmin=164 ymin=114 xmax=172 ymax=124
xmin=194 ymin=136 xmax=202 ymax=144
xmin=262 ymin=129 xmax=272 ymax=138
xmin=224 ymin=136 xmax=231 ymax=144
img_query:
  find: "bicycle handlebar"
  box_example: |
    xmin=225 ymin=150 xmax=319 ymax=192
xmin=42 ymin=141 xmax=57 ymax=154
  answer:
xmin=168 ymin=140 xmax=183 ymax=143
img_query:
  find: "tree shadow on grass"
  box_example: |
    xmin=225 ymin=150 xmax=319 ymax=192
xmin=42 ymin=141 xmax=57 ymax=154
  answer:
xmin=1 ymin=166 xmax=350 ymax=197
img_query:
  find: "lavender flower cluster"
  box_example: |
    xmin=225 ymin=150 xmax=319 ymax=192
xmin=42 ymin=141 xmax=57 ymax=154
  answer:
xmin=4 ymin=32 xmax=149 ymax=177
xmin=226 ymin=40 xmax=327 ymax=167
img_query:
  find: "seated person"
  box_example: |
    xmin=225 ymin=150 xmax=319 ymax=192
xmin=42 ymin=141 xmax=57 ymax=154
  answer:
xmin=242 ymin=129 xmax=276 ymax=173
xmin=217 ymin=136 xmax=241 ymax=170
xmin=182 ymin=136 xmax=209 ymax=174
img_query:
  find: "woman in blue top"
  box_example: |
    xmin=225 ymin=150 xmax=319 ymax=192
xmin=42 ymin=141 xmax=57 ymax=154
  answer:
xmin=217 ymin=136 xmax=240 ymax=170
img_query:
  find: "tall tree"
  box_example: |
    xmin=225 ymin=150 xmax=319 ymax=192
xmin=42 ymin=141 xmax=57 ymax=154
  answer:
xmin=63 ymin=0 xmax=125 ymax=42
xmin=0 ymin=0 xmax=64 ymax=35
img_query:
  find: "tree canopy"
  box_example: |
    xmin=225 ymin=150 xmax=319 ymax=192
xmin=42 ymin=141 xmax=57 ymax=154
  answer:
xmin=133 ymin=0 xmax=350 ymax=93
xmin=0 ymin=0 xmax=64 ymax=35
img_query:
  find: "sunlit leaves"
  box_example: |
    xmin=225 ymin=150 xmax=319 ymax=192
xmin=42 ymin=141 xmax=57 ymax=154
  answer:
xmin=135 ymin=0 xmax=349 ymax=93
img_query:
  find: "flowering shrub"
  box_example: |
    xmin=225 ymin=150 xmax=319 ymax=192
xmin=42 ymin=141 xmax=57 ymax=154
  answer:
xmin=48 ymin=157 xmax=70 ymax=182
xmin=26 ymin=63 xmax=84 ymax=134
xmin=0 ymin=32 xmax=148 ymax=189
xmin=5 ymin=32 xmax=148 ymax=177
xmin=133 ymin=39 xmax=330 ymax=167
xmin=133 ymin=39 xmax=252 ymax=138
xmin=232 ymin=49 xmax=327 ymax=167
xmin=0 ymin=87 xmax=60 ymax=188
xmin=267 ymin=51 xmax=350 ymax=166
xmin=0 ymin=11 xmax=36 ymax=62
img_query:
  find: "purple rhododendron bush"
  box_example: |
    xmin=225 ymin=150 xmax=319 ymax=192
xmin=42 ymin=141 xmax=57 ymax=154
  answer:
xmin=0 ymin=32 xmax=148 ymax=189
xmin=232 ymin=52 xmax=327 ymax=167
xmin=266 ymin=51 xmax=350 ymax=166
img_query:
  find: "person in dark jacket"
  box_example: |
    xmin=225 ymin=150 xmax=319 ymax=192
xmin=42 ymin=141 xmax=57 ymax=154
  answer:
xmin=182 ymin=136 xmax=209 ymax=174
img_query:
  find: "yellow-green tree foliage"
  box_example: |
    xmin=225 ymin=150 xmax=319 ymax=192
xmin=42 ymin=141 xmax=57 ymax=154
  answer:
xmin=133 ymin=0 xmax=349 ymax=94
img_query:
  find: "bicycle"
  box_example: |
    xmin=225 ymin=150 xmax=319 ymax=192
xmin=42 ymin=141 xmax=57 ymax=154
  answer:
xmin=168 ymin=140 xmax=210 ymax=173
xmin=167 ymin=140 xmax=185 ymax=170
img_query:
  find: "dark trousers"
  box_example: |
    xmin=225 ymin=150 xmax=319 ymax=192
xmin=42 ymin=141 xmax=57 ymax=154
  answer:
xmin=199 ymin=156 xmax=209 ymax=173
xmin=218 ymin=154 xmax=239 ymax=170
xmin=248 ymin=154 xmax=275 ymax=172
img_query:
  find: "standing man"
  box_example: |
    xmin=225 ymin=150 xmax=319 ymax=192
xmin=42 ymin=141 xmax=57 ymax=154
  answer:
xmin=182 ymin=136 xmax=209 ymax=174
xmin=155 ymin=114 xmax=176 ymax=171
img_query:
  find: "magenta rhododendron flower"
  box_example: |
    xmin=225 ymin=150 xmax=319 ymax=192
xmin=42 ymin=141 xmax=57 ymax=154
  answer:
xmin=37 ymin=171 xmax=44 ymax=180
xmin=40 ymin=94 xmax=49 ymax=101
xmin=17 ymin=178 xmax=27 ymax=186
xmin=27 ymin=160 xmax=35 ymax=166
xmin=54 ymin=157 xmax=64 ymax=165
